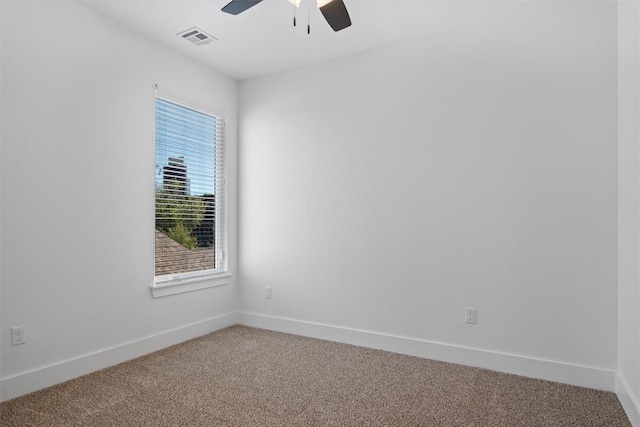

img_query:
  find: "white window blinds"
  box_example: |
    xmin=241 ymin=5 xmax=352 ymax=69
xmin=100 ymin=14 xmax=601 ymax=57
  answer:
xmin=154 ymin=95 xmax=226 ymax=283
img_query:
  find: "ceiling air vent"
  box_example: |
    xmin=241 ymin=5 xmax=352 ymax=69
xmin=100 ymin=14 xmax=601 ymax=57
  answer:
xmin=176 ymin=27 xmax=217 ymax=46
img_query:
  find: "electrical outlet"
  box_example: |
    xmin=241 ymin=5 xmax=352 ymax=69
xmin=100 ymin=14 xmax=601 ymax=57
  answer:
xmin=265 ymin=287 xmax=272 ymax=299
xmin=11 ymin=326 xmax=26 ymax=346
xmin=465 ymin=308 xmax=477 ymax=324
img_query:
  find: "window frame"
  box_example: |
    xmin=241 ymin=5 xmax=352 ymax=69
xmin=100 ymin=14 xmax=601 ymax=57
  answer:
xmin=151 ymin=93 xmax=230 ymax=298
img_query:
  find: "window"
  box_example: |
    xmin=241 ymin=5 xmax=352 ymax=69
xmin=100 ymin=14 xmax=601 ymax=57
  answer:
xmin=154 ymin=95 xmax=227 ymax=289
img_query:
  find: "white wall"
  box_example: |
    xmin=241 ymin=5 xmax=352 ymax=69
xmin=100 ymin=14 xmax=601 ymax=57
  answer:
xmin=0 ymin=0 xmax=4 ymax=405
xmin=617 ymin=1 xmax=640 ymax=424
xmin=239 ymin=1 xmax=618 ymax=389
xmin=0 ymin=1 xmax=238 ymax=400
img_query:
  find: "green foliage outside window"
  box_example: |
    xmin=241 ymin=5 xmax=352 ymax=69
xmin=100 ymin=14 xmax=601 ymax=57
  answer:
xmin=165 ymin=221 xmax=199 ymax=250
xmin=155 ymin=178 xmax=205 ymax=249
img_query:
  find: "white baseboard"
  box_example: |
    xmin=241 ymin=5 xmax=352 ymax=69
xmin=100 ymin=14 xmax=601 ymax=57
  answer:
xmin=238 ymin=311 xmax=615 ymax=392
xmin=617 ymin=372 xmax=640 ymax=427
xmin=1 ymin=311 xmax=619 ymax=406
xmin=0 ymin=312 xmax=238 ymax=402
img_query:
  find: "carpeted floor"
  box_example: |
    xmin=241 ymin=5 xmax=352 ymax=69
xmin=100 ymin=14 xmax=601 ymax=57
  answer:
xmin=0 ymin=325 xmax=631 ymax=426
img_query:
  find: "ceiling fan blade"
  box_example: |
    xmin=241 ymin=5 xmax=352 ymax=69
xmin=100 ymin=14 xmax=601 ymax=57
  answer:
xmin=319 ymin=0 xmax=351 ymax=32
xmin=222 ymin=0 xmax=264 ymax=15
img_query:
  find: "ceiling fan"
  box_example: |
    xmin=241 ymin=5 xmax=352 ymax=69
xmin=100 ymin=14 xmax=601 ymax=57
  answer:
xmin=221 ymin=0 xmax=352 ymax=32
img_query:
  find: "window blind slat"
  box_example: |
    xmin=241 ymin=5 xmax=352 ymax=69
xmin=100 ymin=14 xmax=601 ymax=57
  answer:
xmin=156 ymin=143 xmax=217 ymax=158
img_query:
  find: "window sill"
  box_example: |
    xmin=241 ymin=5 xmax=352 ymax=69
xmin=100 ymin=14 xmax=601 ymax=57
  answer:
xmin=150 ymin=272 xmax=231 ymax=298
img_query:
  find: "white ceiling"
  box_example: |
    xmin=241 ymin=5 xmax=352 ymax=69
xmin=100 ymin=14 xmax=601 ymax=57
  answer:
xmin=80 ymin=0 xmax=605 ymax=81
xmin=79 ymin=0 xmax=447 ymax=81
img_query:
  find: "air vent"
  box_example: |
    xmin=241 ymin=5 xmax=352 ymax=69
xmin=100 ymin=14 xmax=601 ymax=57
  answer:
xmin=176 ymin=27 xmax=217 ymax=46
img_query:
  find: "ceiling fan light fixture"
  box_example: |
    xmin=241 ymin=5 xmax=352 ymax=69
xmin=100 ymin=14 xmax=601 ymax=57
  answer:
xmin=223 ymin=0 xmax=350 ymax=32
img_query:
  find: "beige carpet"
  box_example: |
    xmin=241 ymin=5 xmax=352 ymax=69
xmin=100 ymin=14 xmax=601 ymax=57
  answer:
xmin=0 ymin=325 xmax=631 ymax=426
